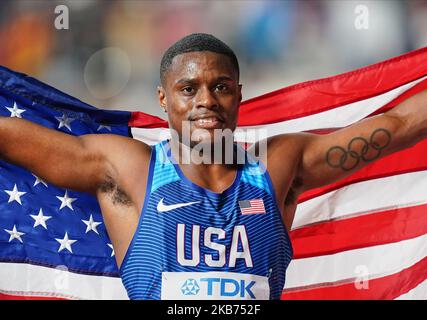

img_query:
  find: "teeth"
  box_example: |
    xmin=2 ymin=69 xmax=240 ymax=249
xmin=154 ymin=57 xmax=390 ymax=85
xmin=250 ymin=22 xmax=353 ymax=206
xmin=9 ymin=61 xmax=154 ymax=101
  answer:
xmin=197 ymin=118 xmax=216 ymax=123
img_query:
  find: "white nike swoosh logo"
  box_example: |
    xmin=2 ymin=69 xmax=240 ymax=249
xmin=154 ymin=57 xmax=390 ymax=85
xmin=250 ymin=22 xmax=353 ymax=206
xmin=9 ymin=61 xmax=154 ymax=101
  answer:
xmin=157 ymin=198 xmax=200 ymax=213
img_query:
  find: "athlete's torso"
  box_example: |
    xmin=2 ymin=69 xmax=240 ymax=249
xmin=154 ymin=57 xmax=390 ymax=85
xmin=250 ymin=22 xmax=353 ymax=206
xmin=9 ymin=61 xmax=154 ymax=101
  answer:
xmin=119 ymin=140 xmax=293 ymax=300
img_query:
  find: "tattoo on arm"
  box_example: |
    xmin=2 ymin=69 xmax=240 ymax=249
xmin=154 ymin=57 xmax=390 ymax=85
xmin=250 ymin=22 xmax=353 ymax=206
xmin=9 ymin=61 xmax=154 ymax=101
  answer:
xmin=326 ymin=128 xmax=391 ymax=171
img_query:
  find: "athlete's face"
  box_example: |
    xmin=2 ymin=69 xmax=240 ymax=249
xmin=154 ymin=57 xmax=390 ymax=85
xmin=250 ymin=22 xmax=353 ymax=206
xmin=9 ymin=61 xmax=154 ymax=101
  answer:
xmin=158 ymin=51 xmax=242 ymax=147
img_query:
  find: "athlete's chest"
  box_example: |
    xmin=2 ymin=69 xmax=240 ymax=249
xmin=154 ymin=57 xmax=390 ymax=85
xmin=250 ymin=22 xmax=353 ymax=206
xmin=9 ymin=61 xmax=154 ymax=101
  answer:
xmin=142 ymin=182 xmax=283 ymax=266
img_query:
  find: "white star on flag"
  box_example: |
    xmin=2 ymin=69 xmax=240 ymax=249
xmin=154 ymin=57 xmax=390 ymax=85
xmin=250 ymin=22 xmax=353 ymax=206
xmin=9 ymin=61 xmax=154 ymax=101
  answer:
xmin=4 ymin=225 xmax=25 ymax=243
xmin=4 ymin=184 xmax=26 ymax=205
xmin=32 ymin=174 xmax=48 ymax=188
xmin=107 ymin=243 xmax=115 ymax=257
xmin=30 ymin=208 xmax=52 ymax=229
xmin=55 ymin=114 xmax=75 ymax=131
xmin=82 ymin=214 xmax=102 ymax=235
xmin=56 ymin=190 xmax=77 ymax=211
xmin=55 ymin=232 xmax=77 ymax=253
xmin=97 ymin=124 xmax=112 ymax=131
xmin=6 ymin=102 xmax=26 ymax=118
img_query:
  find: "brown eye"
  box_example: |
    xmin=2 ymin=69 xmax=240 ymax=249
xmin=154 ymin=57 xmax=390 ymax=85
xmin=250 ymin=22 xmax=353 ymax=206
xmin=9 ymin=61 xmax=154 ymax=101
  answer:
xmin=215 ymin=84 xmax=228 ymax=92
xmin=182 ymin=87 xmax=194 ymax=94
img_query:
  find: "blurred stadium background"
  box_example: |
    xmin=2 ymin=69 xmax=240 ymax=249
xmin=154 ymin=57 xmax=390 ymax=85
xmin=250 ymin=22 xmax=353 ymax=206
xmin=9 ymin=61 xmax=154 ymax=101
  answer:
xmin=0 ymin=0 xmax=426 ymax=117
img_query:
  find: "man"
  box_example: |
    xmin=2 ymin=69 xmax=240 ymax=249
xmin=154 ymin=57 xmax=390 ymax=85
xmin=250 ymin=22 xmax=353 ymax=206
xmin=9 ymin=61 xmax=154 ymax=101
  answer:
xmin=0 ymin=33 xmax=426 ymax=299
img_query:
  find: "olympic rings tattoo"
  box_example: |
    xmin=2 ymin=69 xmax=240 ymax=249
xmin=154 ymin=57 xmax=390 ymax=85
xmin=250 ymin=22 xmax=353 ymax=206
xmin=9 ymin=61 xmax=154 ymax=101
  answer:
xmin=326 ymin=128 xmax=391 ymax=171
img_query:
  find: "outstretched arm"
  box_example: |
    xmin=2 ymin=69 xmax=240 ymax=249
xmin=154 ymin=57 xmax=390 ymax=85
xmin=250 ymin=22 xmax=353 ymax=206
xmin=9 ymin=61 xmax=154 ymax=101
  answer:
xmin=0 ymin=116 xmax=152 ymax=268
xmin=291 ymin=88 xmax=427 ymax=193
xmin=0 ymin=116 xmax=150 ymax=197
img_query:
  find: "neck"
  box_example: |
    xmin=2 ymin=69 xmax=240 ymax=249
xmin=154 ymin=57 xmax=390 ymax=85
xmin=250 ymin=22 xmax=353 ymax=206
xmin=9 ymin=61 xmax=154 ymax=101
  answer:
xmin=168 ymin=138 xmax=243 ymax=193
xmin=169 ymin=138 xmax=243 ymax=167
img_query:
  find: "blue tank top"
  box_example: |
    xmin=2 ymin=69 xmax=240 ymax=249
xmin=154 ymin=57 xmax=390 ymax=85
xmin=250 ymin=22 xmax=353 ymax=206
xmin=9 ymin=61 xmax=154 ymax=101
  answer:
xmin=119 ymin=140 xmax=293 ymax=300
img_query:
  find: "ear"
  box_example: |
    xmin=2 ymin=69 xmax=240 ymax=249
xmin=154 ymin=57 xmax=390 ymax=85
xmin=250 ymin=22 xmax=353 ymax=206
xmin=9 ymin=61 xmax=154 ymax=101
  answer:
xmin=238 ymin=84 xmax=243 ymax=104
xmin=157 ymin=86 xmax=168 ymax=113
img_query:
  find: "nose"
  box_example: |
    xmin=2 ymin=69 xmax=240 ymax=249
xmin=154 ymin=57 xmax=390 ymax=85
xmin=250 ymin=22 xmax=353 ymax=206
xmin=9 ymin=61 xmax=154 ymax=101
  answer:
xmin=195 ymin=86 xmax=218 ymax=110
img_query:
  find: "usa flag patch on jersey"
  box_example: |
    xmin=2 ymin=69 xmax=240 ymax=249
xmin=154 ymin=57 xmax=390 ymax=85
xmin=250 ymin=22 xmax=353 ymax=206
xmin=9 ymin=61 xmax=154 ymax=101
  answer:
xmin=239 ymin=199 xmax=266 ymax=215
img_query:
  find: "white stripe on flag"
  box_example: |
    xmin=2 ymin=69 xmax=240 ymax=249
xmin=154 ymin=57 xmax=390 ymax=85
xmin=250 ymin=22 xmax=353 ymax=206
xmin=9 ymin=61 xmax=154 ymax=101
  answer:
xmin=284 ymin=230 xmax=427 ymax=290
xmin=131 ymin=127 xmax=170 ymax=145
xmin=131 ymin=75 xmax=427 ymax=144
xmin=237 ymin=75 xmax=427 ymax=138
xmin=292 ymin=170 xmax=427 ymax=230
xmin=0 ymin=263 xmax=127 ymax=300
xmin=395 ymin=278 xmax=427 ymax=300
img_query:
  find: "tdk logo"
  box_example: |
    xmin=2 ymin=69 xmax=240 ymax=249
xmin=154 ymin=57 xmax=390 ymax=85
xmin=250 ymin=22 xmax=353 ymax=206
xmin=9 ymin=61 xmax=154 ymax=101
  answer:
xmin=162 ymin=272 xmax=269 ymax=300
xmin=181 ymin=278 xmax=200 ymax=295
xmin=200 ymin=278 xmax=256 ymax=298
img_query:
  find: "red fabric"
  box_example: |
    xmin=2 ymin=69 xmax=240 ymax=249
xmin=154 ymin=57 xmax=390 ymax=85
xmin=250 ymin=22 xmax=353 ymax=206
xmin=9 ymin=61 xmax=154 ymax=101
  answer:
xmin=129 ymin=46 xmax=427 ymax=128
xmin=291 ymin=203 xmax=427 ymax=259
xmin=282 ymin=255 xmax=427 ymax=300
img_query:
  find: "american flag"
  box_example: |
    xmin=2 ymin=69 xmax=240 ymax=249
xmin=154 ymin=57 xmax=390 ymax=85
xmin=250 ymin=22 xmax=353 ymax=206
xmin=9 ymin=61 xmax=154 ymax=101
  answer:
xmin=1 ymin=46 xmax=427 ymax=299
xmin=239 ymin=199 xmax=266 ymax=215
xmin=0 ymin=66 xmax=130 ymax=299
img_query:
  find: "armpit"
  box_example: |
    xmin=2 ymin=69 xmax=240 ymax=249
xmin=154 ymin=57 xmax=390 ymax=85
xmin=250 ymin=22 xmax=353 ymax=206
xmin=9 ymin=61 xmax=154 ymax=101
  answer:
xmin=284 ymin=176 xmax=303 ymax=205
xmin=99 ymin=176 xmax=133 ymax=206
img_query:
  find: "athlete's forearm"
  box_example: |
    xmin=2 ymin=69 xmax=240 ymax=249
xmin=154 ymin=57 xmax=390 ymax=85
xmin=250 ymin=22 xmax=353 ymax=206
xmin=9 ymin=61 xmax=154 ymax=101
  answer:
xmin=385 ymin=88 xmax=427 ymax=146
xmin=0 ymin=116 xmax=125 ymax=195
xmin=0 ymin=116 xmax=75 ymax=167
xmin=0 ymin=116 xmax=95 ymax=191
xmin=0 ymin=116 xmax=40 ymax=164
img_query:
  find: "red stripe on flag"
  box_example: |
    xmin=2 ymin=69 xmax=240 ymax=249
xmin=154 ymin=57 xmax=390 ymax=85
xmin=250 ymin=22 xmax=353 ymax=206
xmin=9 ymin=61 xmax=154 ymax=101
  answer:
xmin=238 ymin=47 xmax=427 ymax=126
xmin=0 ymin=292 xmax=67 ymax=300
xmin=368 ymin=78 xmax=427 ymax=116
xmin=290 ymin=79 xmax=427 ymax=136
xmin=290 ymin=203 xmax=427 ymax=259
xmin=281 ymin=255 xmax=427 ymax=300
xmin=128 ymin=111 xmax=168 ymax=128
xmin=128 ymin=47 xmax=427 ymax=129
xmin=241 ymin=199 xmax=266 ymax=215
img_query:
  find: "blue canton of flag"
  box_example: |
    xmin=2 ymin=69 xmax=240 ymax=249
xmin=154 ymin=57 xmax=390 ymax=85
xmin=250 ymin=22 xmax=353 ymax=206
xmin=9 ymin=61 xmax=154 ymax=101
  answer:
xmin=0 ymin=65 xmax=132 ymax=289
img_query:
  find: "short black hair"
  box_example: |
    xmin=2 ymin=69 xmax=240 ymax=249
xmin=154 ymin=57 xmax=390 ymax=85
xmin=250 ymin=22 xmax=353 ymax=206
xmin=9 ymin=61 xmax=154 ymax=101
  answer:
xmin=160 ymin=33 xmax=239 ymax=84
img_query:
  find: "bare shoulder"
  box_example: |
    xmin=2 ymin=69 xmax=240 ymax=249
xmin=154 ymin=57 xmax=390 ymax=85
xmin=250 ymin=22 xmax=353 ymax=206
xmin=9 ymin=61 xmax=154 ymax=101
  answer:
xmin=248 ymin=133 xmax=310 ymax=171
xmin=80 ymin=133 xmax=151 ymax=157
xmin=81 ymin=133 xmax=152 ymax=205
xmin=266 ymin=132 xmax=311 ymax=155
xmin=249 ymin=133 xmax=312 ymax=212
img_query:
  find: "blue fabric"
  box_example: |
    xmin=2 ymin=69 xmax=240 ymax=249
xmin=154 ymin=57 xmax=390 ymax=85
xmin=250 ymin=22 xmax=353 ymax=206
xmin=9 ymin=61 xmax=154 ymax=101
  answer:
xmin=0 ymin=65 xmax=132 ymax=277
xmin=120 ymin=140 xmax=293 ymax=300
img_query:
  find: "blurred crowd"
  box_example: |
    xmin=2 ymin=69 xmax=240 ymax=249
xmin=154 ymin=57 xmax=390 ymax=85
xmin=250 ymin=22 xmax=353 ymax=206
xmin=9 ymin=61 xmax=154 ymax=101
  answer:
xmin=0 ymin=0 xmax=426 ymax=117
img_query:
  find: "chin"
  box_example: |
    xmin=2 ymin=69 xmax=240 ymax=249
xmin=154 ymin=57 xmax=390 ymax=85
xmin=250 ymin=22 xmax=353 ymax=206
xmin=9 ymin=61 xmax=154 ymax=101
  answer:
xmin=191 ymin=132 xmax=235 ymax=149
xmin=190 ymin=133 xmax=216 ymax=148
